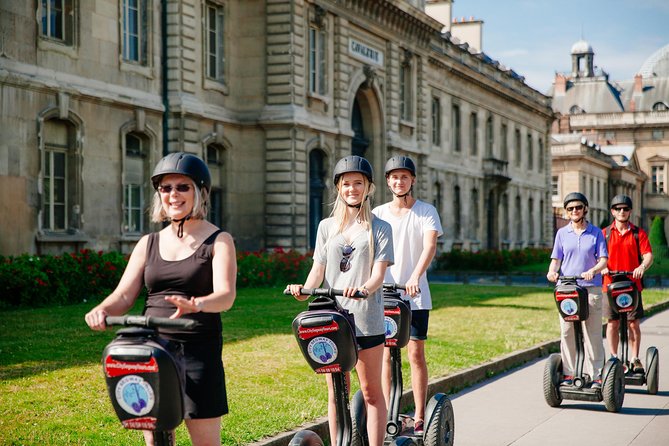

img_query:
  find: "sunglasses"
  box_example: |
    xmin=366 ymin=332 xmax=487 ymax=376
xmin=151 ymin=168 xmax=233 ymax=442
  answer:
xmin=566 ymin=205 xmax=584 ymax=212
xmin=340 ymin=244 xmax=355 ymax=273
xmin=158 ymin=184 xmax=192 ymax=194
xmin=613 ymin=207 xmax=630 ymax=212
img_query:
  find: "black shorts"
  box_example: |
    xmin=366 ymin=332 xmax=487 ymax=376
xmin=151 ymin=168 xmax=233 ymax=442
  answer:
xmin=357 ymin=334 xmax=385 ymax=350
xmin=180 ymin=338 xmax=228 ymax=419
xmin=604 ymin=292 xmax=645 ymax=321
xmin=410 ymin=310 xmax=430 ymax=340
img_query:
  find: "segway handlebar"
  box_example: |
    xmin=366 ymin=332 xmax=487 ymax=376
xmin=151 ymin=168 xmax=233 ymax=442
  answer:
xmin=382 ymin=282 xmax=421 ymax=293
xmin=105 ymin=315 xmax=198 ymax=330
xmin=558 ymin=275 xmax=583 ymax=281
xmin=607 ymin=270 xmax=634 ymax=276
xmin=283 ymin=288 xmax=367 ymax=299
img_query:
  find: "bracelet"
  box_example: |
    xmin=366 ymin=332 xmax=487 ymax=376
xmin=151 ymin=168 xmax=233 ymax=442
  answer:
xmin=195 ymin=298 xmax=205 ymax=312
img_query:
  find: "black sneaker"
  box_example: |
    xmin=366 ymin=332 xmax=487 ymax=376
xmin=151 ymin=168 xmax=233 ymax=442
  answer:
xmin=632 ymin=358 xmax=644 ymax=373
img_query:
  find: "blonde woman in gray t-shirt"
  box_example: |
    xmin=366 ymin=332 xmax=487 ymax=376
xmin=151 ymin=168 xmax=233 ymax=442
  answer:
xmin=288 ymin=156 xmax=394 ymax=446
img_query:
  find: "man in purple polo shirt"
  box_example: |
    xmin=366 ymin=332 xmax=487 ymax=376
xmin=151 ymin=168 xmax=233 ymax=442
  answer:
xmin=547 ymin=192 xmax=608 ymax=389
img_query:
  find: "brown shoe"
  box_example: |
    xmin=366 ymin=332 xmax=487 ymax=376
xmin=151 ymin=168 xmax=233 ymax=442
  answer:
xmin=632 ymin=358 xmax=644 ymax=373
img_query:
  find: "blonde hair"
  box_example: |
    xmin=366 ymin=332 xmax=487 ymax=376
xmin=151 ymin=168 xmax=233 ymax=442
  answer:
xmin=150 ymin=177 xmax=209 ymax=222
xmin=331 ymin=174 xmax=376 ymax=271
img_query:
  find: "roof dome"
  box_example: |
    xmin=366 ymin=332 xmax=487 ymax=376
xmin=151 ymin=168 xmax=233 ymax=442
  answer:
xmin=638 ymin=43 xmax=669 ymax=78
xmin=571 ymin=39 xmax=593 ymax=55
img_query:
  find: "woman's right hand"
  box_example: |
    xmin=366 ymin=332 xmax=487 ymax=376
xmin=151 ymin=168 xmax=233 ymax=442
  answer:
xmin=546 ymin=271 xmax=559 ymax=283
xmin=287 ymin=284 xmax=306 ymax=300
xmin=85 ymin=307 xmax=109 ymax=331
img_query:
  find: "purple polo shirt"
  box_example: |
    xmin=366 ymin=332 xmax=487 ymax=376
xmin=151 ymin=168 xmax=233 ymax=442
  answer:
xmin=551 ymin=222 xmax=608 ymax=287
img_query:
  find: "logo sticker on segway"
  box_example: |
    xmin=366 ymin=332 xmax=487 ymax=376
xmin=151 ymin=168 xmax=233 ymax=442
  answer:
xmin=115 ymin=375 xmax=155 ymax=416
xmin=384 ymin=316 xmax=398 ymax=339
xmin=616 ymin=293 xmax=633 ymax=309
xmin=560 ymin=299 xmax=578 ymax=316
xmin=307 ymin=337 xmax=338 ymax=365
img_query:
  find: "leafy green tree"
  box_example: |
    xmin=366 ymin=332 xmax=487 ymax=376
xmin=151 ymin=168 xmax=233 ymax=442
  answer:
xmin=649 ymin=216 xmax=668 ymax=261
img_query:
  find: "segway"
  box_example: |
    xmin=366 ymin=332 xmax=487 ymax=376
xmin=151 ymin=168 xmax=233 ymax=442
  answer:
xmin=606 ymin=271 xmax=660 ymax=394
xmin=351 ymin=283 xmax=454 ymax=446
xmin=101 ymin=315 xmax=196 ymax=446
xmin=286 ymin=287 xmax=414 ymax=446
xmin=543 ymin=276 xmax=625 ymax=412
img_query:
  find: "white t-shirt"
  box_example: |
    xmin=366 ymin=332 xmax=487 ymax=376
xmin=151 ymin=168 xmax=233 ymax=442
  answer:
xmin=372 ymin=200 xmax=443 ymax=310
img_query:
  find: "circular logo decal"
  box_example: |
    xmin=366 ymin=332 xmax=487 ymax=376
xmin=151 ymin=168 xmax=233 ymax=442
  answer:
xmin=384 ymin=316 xmax=398 ymax=339
xmin=115 ymin=375 xmax=155 ymax=416
xmin=616 ymin=293 xmax=633 ymax=309
xmin=560 ymin=299 xmax=578 ymax=316
xmin=307 ymin=337 xmax=338 ymax=365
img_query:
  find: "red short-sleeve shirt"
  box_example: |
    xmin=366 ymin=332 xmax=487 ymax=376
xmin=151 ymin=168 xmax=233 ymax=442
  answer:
xmin=602 ymin=223 xmax=652 ymax=291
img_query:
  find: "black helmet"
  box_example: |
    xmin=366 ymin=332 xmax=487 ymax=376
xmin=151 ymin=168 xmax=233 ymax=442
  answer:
xmin=151 ymin=152 xmax=211 ymax=192
xmin=385 ymin=155 xmax=416 ymax=177
xmin=563 ymin=192 xmax=588 ymax=208
xmin=333 ymin=155 xmax=373 ymax=185
xmin=610 ymin=194 xmax=633 ymax=209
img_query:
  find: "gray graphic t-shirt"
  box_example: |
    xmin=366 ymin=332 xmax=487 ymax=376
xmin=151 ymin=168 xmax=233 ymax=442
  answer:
xmin=313 ymin=216 xmax=394 ymax=337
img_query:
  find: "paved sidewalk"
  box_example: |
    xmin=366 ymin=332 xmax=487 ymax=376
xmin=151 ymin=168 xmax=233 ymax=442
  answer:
xmin=451 ymin=308 xmax=669 ymax=446
xmin=251 ymin=304 xmax=669 ymax=446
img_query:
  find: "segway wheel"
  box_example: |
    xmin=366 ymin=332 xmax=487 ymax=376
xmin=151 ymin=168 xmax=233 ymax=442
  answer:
xmin=646 ymin=346 xmax=659 ymax=395
xmin=603 ymin=360 xmax=625 ymax=412
xmin=424 ymin=394 xmax=455 ymax=446
xmin=350 ymin=389 xmax=368 ymax=446
xmin=542 ymin=353 xmax=562 ymax=407
xmin=288 ymin=430 xmax=324 ymax=446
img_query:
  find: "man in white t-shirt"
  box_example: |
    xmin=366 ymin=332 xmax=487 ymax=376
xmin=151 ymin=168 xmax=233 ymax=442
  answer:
xmin=372 ymin=155 xmax=443 ymax=435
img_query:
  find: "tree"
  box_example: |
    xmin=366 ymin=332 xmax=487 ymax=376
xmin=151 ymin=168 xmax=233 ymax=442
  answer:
xmin=648 ymin=216 xmax=668 ymax=261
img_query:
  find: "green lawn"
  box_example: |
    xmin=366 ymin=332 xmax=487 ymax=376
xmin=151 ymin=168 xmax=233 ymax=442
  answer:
xmin=1 ymin=285 xmax=667 ymax=445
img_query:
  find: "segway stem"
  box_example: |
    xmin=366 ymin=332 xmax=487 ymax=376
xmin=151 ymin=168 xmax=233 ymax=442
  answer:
xmin=333 ymin=372 xmax=351 ymax=446
xmin=387 ymin=347 xmax=403 ymax=434
xmin=573 ymin=322 xmax=586 ymax=386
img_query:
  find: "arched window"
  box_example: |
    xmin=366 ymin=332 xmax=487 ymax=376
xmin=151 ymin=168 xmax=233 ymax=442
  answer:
xmin=454 ymin=185 xmax=461 ymax=239
xmin=652 ymin=102 xmax=669 ymax=112
xmin=528 ymin=197 xmax=534 ymax=241
xmin=206 ymin=143 xmax=226 ymax=228
xmin=485 ymin=116 xmax=493 ymax=157
xmin=501 ymin=193 xmax=509 ymax=240
xmin=309 ymin=150 xmax=327 ymax=248
xmin=515 ymin=195 xmax=522 ymax=242
xmin=41 ymin=119 xmax=81 ymax=232
xmin=123 ymin=132 xmax=149 ymax=234
xmin=471 ymin=188 xmax=479 ymax=239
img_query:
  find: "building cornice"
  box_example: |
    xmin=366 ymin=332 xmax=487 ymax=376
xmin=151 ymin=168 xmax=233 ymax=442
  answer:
xmin=0 ymin=58 xmax=164 ymax=112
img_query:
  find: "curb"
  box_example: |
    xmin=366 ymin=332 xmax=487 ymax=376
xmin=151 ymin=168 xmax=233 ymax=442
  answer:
xmin=249 ymin=299 xmax=669 ymax=446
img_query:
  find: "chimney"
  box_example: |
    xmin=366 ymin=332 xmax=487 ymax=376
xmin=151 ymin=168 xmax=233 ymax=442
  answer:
xmin=554 ymin=73 xmax=567 ymax=96
xmin=633 ymin=73 xmax=643 ymax=94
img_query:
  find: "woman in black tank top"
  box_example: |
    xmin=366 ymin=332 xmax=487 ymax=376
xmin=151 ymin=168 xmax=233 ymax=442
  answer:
xmin=85 ymin=153 xmax=236 ymax=446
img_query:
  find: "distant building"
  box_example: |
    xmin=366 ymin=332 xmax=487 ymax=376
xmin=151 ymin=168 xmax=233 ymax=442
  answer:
xmin=550 ymin=40 xmax=669 ymax=236
xmin=0 ymin=0 xmax=553 ymax=256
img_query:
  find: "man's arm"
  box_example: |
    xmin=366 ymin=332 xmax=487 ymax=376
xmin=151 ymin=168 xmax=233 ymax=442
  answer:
xmin=405 ymin=230 xmax=438 ymax=296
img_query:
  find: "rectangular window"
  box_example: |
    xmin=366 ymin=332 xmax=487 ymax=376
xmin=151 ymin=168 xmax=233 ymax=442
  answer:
xmin=431 ymin=97 xmax=441 ymax=145
xmin=400 ymin=62 xmax=412 ymax=121
xmin=538 ymin=138 xmax=544 ymax=172
xmin=652 ymin=165 xmax=665 ymax=193
xmin=122 ymin=0 xmax=148 ymax=65
xmin=652 ymin=129 xmax=664 ymax=141
xmin=206 ymin=3 xmax=225 ymax=81
xmin=551 ymin=176 xmax=559 ymax=197
xmin=124 ymin=184 xmax=143 ymax=233
xmin=308 ymin=26 xmax=326 ymax=95
xmin=43 ymin=148 xmax=68 ymax=231
xmin=515 ymin=129 xmax=521 ymax=167
xmin=452 ymin=104 xmax=461 ymax=152
xmin=500 ymin=124 xmax=508 ymax=160
xmin=470 ymin=113 xmax=478 ymax=156
xmin=485 ymin=117 xmax=493 ymax=157
xmin=527 ymin=133 xmax=533 ymax=170
xmin=40 ymin=0 xmax=75 ymax=45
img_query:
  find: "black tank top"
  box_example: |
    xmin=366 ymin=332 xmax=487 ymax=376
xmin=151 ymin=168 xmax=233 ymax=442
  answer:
xmin=143 ymin=230 xmax=223 ymax=341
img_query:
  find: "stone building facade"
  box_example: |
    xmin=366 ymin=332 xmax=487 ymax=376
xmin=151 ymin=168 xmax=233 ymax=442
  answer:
xmin=550 ymin=40 xmax=669 ymax=236
xmin=0 ymin=0 xmax=553 ymax=256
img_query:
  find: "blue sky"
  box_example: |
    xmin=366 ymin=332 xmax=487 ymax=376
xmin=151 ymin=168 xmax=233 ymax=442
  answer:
xmin=446 ymin=0 xmax=669 ymax=94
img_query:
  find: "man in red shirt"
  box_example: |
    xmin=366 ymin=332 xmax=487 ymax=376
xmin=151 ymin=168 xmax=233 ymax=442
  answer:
xmin=602 ymin=195 xmax=653 ymax=372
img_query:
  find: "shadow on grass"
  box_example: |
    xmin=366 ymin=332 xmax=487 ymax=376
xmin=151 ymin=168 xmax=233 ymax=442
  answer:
xmin=0 ymin=284 xmax=551 ymax=380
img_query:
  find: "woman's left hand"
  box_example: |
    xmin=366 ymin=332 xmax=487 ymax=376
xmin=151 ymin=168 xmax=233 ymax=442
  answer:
xmin=165 ymin=295 xmax=199 ymax=318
